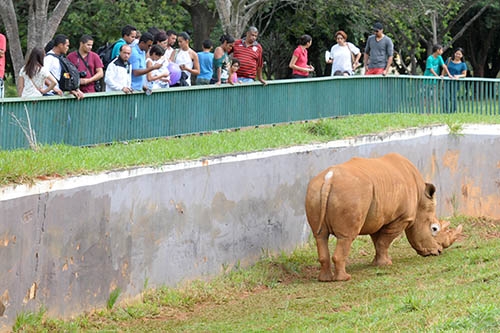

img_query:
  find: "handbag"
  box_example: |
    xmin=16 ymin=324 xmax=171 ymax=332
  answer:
xmin=346 ymin=43 xmax=357 ymax=68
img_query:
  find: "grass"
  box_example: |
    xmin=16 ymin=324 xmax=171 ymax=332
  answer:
xmin=2 ymin=112 xmax=500 ymax=186
xmin=12 ymin=215 xmax=500 ymax=332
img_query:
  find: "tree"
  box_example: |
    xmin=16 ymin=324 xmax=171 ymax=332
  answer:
xmin=455 ymin=3 xmax=500 ymax=77
xmin=214 ymin=0 xmax=301 ymax=39
xmin=366 ymin=0 xmax=493 ymax=74
xmin=175 ymin=0 xmax=219 ymax=51
xmin=0 ymin=0 xmax=73 ymax=81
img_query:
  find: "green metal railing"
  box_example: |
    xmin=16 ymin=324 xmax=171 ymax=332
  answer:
xmin=1 ymin=76 xmax=499 ymax=150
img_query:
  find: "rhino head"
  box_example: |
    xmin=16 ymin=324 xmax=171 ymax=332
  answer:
xmin=405 ymin=183 xmax=463 ymax=256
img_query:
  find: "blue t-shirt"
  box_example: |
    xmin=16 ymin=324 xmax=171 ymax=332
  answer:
xmin=197 ymin=51 xmax=214 ymax=80
xmin=129 ymin=43 xmax=146 ymax=91
xmin=424 ymin=55 xmax=444 ymax=76
xmin=111 ymin=38 xmax=126 ymax=60
xmin=447 ymin=60 xmax=467 ymax=76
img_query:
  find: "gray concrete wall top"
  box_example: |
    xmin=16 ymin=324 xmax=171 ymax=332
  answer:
xmin=1 ymin=124 xmax=499 ymax=329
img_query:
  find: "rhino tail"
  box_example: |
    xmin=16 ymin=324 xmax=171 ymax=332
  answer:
xmin=317 ymin=169 xmax=334 ymax=235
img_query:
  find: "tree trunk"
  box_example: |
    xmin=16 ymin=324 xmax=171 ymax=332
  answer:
xmin=180 ymin=2 xmax=219 ymax=51
xmin=214 ymin=0 xmax=271 ymax=39
xmin=0 ymin=0 xmax=73 ymax=83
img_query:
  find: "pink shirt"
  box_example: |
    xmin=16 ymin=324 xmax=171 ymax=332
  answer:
xmin=292 ymin=46 xmax=308 ymax=77
xmin=0 ymin=33 xmax=6 ymax=79
xmin=230 ymin=72 xmax=238 ymax=83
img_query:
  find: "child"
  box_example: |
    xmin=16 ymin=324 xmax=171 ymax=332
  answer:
xmin=228 ymin=58 xmax=240 ymax=85
xmin=146 ymin=44 xmax=170 ymax=89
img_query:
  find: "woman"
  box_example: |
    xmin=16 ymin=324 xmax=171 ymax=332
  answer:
xmin=169 ymin=32 xmax=200 ymax=86
xmin=445 ymin=47 xmax=467 ymax=112
xmin=289 ymin=34 xmax=314 ymax=78
xmin=446 ymin=47 xmax=467 ymax=79
xmin=17 ymin=47 xmax=58 ymax=97
xmin=327 ymin=30 xmax=361 ymax=76
xmin=211 ymin=34 xmax=234 ymax=85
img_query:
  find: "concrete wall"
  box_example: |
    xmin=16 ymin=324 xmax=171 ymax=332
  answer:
xmin=1 ymin=124 xmax=499 ymax=328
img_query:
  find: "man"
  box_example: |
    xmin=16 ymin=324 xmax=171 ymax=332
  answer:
xmin=44 ymin=34 xmax=84 ymax=99
xmin=111 ymin=25 xmax=138 ymax=60
xmin=105 ymin=44 xmax=133 ymax=93
xmin=0 ymin=32 xmax=6 ymax=98
xmin=364 ymin=22 xmax=394 ymax=75
xmin=67 ymin=34 xmax=104 ymax=93
xmin=164 ymin=30 xmax=177 ymax=60
xmin=231 ymin=26 xmax=266 ymax=85
xmin=129 ymin=32 xmax=161 ymax=91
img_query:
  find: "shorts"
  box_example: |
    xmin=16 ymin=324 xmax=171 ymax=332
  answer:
xmin=366 ymin=68 xmax=385 ymax=75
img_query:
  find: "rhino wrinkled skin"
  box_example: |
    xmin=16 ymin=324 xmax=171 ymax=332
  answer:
xmin=305 ymin=153 xmax=462 ymax=282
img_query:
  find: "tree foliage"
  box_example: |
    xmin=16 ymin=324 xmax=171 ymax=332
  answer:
xmin=1 ymin=0 xmax=500 ymax=83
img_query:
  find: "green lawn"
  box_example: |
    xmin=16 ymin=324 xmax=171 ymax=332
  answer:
xmin=13 ymin=216 xmax=499 ymax=332
xmin=2 ymin=112 xmax=500 ymax=186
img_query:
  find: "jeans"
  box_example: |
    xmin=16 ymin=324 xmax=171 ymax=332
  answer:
xmin=238 ymin=77 xmax=254 ymax=83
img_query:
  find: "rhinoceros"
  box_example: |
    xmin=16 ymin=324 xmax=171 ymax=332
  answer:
xmin=305 ymin=153 xmax=462 ymax=281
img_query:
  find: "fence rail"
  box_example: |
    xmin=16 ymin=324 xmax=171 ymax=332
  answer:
xmin=1 ymin=75 xmax=499 ymax=150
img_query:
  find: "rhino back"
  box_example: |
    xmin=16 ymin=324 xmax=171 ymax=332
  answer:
xmin=326 ymin=154 xmax=425 ymax=236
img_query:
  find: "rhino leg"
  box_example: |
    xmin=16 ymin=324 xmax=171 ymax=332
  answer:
xmin=314 ymin=233 xmax=334 ymax=282
xmin=332 ymin=238 xmax=354 ymax=281
xmin=370 ymin=228 xmax=403 ymax=266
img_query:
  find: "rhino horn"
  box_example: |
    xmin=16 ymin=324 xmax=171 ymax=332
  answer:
xmin=440 ymin=224 xmax=463 ymax=249
xmin=441 ymin=220 xmax=451 ymax=230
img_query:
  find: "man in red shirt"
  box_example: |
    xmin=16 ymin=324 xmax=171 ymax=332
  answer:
xmin=231 ymin=26 xmax=266 ymax=85
xmin=67 ymin=34 xmax=104 ymax=93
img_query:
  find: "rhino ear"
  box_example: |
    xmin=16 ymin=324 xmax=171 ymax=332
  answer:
xmin=424 ymin=183 xmax=436 ymax=199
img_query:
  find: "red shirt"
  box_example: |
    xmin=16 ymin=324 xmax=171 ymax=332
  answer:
xmin=232 ymin=39 xmax=263 ymax=79
xmin=0 ymin=33 xmax=6 ymax=79
xmin=292 ymin=46 xmax=308 ymax=76
xmin=67 ymin=51 xmax=104 ymax=93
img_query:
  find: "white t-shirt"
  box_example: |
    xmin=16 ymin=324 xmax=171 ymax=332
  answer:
xmin=146 ymin=57 xmax=170 ymax=89
xmin=174 ymin=49 xmax=193 ymax=86
xmin=19 ymin=66 xmax=52 ymax=97
xmin=330 ymin=42 xmax=360 ymax=75
xmin=44 ymin=51 xmax=61 ymax=91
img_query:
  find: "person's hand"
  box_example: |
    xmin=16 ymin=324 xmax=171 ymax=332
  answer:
xmin=308 ymin=65 xmax=315 ymax=72
xmin=153 ymin=63 xmax=162 ymax=70
xmin=54 ymin=88 xmax=63 ymax=96
xmin=122 ymin=87 xmax=133 ymax=94
xmin=71 ymin=89 xmax=85 ymax=100
xmin=260 ymin=78 xmax=267 ymax=86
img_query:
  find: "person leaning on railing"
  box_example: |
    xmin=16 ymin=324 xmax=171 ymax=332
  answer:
xmin=444 ymin=47 xmax=468 ymax=113
xmin=105 ymin=44 xmax=133 ymax=94
xmin=0 ymin=31 xmax=6 ymax=97
xmin=17 ymin=47 xmax=58 ymax=98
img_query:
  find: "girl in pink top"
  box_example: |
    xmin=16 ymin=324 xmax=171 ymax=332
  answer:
xmin=228 ymin=58 xmax=241 ymax=85
xmin=289 ymin=34 xmax=314 ymax=78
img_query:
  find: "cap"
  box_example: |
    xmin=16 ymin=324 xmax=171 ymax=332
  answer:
xmin=372 ymin=22 xmax=383 ymax=31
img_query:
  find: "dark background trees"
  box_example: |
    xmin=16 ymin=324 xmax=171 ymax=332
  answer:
xmin=1 ymin=0 xmax=499 ymax=86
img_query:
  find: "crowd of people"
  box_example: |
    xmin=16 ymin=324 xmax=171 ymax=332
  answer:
xmin=3 ymin=22 xmax=468 ymax=101
xmin=12 ymin=24 xmax=267 ymax=99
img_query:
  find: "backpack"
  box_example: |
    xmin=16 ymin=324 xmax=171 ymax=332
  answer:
xmin=96 ymin=41 xmax=118 ymax=70
xmin=49 ymin=53 xmax=80 ymax=91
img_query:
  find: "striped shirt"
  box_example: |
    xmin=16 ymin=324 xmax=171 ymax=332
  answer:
xmin=232 ymin=38 xmax=263 ymax=79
